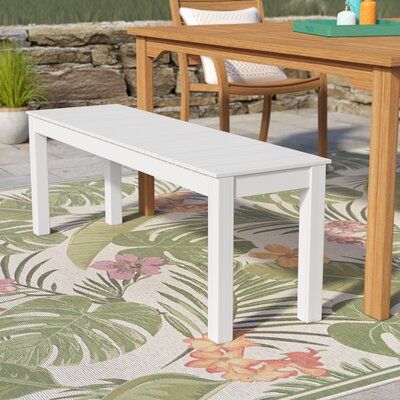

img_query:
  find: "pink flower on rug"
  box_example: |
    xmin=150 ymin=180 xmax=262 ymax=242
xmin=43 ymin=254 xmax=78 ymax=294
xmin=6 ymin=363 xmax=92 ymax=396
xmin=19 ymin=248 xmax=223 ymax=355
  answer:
xmin=0 ymin=278 xmax=19 ymax=292
xmin=326 ymin=220 xmax=366 ymax=246
xmin=90 ymin=254 xmax=165 ymax=280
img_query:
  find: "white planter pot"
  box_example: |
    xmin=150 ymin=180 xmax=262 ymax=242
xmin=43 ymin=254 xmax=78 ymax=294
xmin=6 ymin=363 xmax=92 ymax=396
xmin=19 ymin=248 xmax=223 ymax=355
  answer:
xmin=0 ymin=107 xmax=29 ymax=145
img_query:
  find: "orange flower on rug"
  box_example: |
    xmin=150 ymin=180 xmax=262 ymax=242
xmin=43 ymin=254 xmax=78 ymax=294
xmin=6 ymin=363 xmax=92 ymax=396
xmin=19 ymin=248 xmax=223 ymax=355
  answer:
xmin=249 ymin=244 xmax=330 ymax=268
xmin=284 ymin=348 xmax=329 ymax=377
xmin=184 ymin=333 xmax=329 ymax=382
xmin=155 ymin=192 xmax=207 ymax=212
xmin=184 ymin=332 xmax=261 ymax=381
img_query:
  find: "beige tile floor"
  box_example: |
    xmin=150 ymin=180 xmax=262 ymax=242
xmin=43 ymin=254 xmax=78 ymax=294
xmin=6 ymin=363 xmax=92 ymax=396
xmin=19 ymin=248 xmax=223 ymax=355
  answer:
xmin=0 ymin=109 xmax=399 ymax=399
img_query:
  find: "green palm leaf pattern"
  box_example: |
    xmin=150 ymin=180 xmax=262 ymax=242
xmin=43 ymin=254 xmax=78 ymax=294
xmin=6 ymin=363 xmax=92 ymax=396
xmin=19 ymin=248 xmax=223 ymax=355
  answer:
xmin=0 ymin=196 xmax=67 ymax=221
xmin=0 ymin=252 xmax=60 ymax=296
xmin=67 ymin=211 xmax=153 ymax=269
xmin=158 ymin=260 xmax=327 ymax=350
xmin=55 ymin=379 xmax=126 ymax=400
xmin=46 ymin=179 xmax=134 ymax=208
xmin=113 ymin=220 xmax=254 ymax=264
xmin=259 ymin=358 xmax=386 ymax=400
xmin=245 ymin=190 xmax=300 ymax=215
xmin=103 ymin=373 xmax=229 ymax=400
xmin=235 ymin=204 xmax=299 ymax=236
xmin=0 ymin=295 xmax=162 ymax=367
xmin=244 ymin=260 xmax=396 ymax=296
xmin=0 ymin=197 xmax=67 ymax=254
xmin=0 ymin=220 xmax=66 ymax=254
xmin=73 ymin=273 xmax=129 ymax=304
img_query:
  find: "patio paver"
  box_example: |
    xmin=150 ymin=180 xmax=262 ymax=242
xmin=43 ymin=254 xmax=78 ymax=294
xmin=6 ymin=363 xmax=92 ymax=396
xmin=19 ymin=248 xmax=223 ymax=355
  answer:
xmin=0 ymin=109 xmax=386 ymax=190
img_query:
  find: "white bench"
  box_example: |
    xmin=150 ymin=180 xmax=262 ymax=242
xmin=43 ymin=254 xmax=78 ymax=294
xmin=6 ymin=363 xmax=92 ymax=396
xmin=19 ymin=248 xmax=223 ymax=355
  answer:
xmin=28 ymin=104 xmax=330 ymax=344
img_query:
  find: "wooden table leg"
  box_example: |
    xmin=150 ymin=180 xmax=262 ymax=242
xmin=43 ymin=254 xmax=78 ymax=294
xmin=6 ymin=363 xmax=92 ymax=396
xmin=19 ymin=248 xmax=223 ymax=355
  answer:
xmin=136 ymin=36 xmax=155 ymax=216
xmin=364 ymin=66 xmax=400 ymax=320
xmin=317 ymin=74 xmax=328 ymax=158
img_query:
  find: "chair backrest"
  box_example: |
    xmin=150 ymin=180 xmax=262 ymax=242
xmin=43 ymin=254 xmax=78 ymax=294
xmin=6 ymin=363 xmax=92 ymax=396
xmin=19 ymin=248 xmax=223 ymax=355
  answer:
xmin=170 ymin=0 xmax=265 ymax=27
xmin=169 ymin=0 xmax=265 ymax=68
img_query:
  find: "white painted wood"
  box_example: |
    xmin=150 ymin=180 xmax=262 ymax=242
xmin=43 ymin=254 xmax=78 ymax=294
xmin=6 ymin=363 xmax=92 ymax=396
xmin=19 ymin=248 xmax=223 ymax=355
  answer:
xmin=29 ymin=118 xmax=50 ymax=236
xmin=33 ymin=119 xmax=212 ymax=196
xmin=28 ymin=104 xmax=330 ymax=342
xmin=208 ymin=177 xmax=235 ymax=344
xmin=28 ymin=105 xmax=330 ymax=178
xmin=104 ymin=160 xmax=122 ymax=225
xmin=235 ymin=168 xmax=310 ymax=198
xmin=297 ymin=165 xmax=326 ymax=323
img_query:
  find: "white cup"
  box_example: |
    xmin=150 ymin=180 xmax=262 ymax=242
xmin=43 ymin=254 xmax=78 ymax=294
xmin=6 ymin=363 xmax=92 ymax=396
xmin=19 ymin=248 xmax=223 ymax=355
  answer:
xmin=337 ymin=10 xmax=357 ymax=25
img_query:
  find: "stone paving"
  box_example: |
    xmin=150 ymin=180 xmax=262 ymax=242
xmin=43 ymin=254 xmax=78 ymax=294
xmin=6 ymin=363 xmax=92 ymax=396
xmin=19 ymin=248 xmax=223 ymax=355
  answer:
xmin=0 ymin=108 xmax=399 ymax=399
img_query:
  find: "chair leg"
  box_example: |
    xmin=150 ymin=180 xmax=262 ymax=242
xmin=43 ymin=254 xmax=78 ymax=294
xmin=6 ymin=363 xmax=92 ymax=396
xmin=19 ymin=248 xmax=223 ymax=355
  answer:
xmin=317 ymin=74 xmax=328 ymax=158
xmin=181 ymin=89 xmax=190 ymax=122
xmin=178 ymin=54 xmax=190 ymax=122
xmin=259 ymin=95 xmax=272 ymax=142
xmin=219 ymin=90 xmax=230 ymax=132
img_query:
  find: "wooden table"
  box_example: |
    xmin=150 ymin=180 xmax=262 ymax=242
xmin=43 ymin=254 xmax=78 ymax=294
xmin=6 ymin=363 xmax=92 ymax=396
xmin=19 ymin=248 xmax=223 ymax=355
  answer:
xmin=128 ymin=21 xmax=400 ymax=322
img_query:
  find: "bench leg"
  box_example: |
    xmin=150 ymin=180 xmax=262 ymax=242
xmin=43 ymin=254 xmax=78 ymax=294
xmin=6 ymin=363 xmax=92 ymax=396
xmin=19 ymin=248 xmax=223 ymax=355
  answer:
xmin=105 ymin=160 xmax=122 ymax=225
xmin=298 ymin=165 xmax=326 ymax=323
xmin=208 ymin=177 xmax=234 ymax=344
xmin=30 ymin=128 xmax=50 ymax=236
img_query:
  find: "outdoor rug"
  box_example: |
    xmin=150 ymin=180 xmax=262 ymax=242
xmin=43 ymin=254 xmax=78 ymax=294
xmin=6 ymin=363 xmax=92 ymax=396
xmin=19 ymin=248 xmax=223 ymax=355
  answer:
xmin=1 ymin=149 xmax=400 ymax=400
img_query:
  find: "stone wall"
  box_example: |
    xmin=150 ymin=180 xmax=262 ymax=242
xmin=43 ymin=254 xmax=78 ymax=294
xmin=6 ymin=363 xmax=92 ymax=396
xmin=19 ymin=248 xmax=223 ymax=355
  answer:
xmin=1 ymin=20 xmax=373 ymax=119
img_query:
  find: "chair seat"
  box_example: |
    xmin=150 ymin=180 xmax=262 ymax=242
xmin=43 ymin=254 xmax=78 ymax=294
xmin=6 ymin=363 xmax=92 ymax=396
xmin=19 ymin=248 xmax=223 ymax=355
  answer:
xmin=190 ymin=76 xmax=321 ymax=95
xmin=202 ymin=58 xmax=287 ymax=85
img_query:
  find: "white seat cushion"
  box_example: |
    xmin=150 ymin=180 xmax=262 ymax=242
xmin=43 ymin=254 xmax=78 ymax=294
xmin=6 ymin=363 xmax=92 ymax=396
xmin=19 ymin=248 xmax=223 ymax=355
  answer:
xmin=180 ymin=7 xmax=287 ymax=85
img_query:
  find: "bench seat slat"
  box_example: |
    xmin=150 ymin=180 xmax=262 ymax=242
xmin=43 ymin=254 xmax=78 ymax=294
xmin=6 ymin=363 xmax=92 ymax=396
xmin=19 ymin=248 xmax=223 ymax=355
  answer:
xmin=28 ymin=104 xmax=329 ymax=178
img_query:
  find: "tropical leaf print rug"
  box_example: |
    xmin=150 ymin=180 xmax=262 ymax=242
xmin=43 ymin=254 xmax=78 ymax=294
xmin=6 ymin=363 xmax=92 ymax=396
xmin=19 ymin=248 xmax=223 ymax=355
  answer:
xmin=1 ymin=150 xmax=400 ymax=400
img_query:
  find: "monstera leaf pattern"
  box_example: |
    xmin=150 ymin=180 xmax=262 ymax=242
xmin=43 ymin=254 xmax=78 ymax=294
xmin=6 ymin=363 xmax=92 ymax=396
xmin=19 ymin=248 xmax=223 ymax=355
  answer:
xmin=0 ymin=296 xmax=162 ymax=366
xmin=0 ymin=364 xmax=62 ymax=400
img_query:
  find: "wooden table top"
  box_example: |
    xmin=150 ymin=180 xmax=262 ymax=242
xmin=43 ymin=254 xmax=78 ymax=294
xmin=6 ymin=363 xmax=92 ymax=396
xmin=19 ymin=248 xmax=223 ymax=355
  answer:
xmin=128 ymin=21 xmax=400 ymax=68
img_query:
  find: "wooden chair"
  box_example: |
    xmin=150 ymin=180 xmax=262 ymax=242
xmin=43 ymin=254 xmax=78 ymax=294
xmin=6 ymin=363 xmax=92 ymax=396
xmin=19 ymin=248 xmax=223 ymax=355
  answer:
xmin=169 ymin=0 xmax=328 ymax=157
